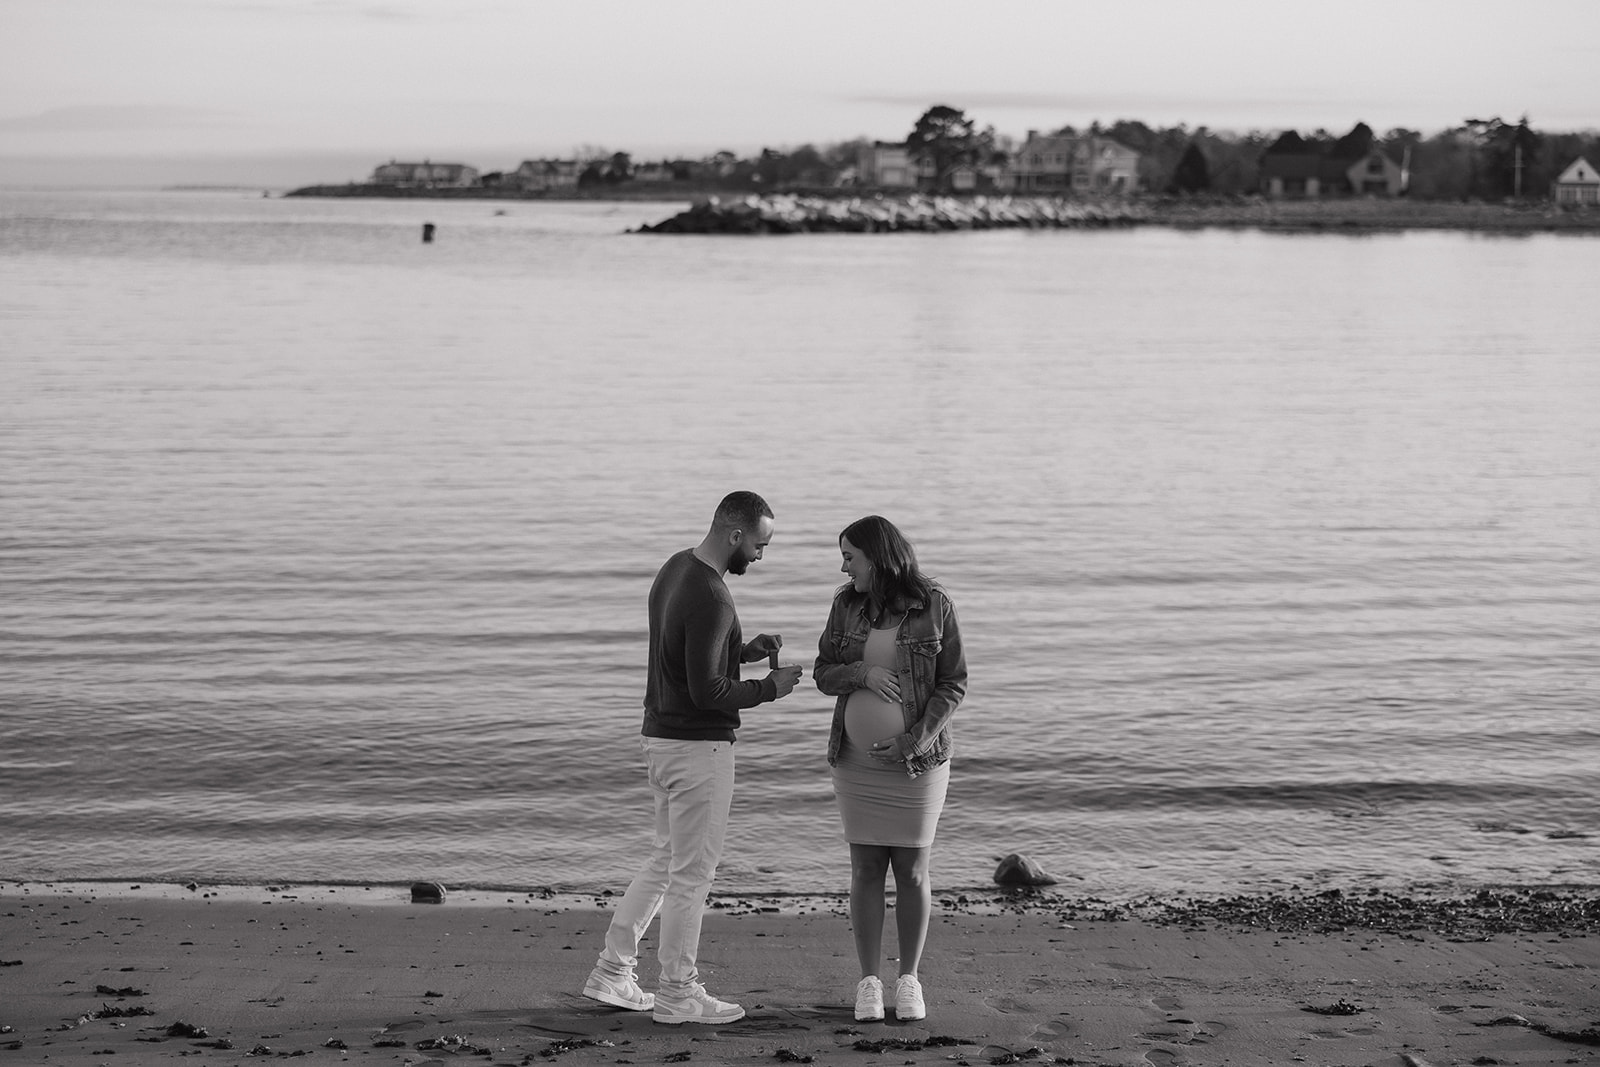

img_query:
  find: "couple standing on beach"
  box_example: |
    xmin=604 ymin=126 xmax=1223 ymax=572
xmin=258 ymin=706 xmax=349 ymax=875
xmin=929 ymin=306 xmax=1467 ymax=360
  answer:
xmin=581 ymin=491 xmax=968 ymax=1026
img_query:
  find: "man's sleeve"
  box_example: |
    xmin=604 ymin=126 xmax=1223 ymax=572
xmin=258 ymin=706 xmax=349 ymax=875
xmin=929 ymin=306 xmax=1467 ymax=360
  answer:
xmin=683 ymin=591 xmax=776 ymax=710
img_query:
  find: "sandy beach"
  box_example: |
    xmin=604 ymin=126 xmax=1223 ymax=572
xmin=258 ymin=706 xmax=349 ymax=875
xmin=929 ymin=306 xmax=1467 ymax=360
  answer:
xmin=3 ymin=882 xmax=1597 ymax=1067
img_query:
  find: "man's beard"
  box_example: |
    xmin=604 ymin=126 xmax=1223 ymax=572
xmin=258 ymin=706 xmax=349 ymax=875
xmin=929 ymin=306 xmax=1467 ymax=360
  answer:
xmin=727 ymin=555 xmax=750 ymax=576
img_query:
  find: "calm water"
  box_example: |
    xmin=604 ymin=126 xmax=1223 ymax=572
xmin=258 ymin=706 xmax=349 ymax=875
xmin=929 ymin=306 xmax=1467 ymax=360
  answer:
xmin=2 ymin=189 xmax=1597 ymax=900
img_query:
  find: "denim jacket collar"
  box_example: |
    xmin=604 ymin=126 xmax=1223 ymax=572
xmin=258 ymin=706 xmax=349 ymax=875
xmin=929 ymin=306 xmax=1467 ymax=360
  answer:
xmin=846 ymin=588 xmax=927 ymax=623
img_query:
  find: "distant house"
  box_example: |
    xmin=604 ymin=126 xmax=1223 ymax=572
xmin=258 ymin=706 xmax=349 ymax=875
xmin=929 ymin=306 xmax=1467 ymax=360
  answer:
xmin=1259 ymin=150 xmax=1331 ymax=198
xmin=909 ymin=154 xmax=976 ymax=191
xmin=1259 ymin=126 xmax=1403 ymax=198
xmin=632 ymin=162 xmax=677 ymax=184
xmin=1344 ymin=148 xmax=1405 ymax=195
xmin=908 ymin=154 xmax=1007 ymax=192
xmin=857 ymin=141 xmax=915 ymax=188
xmin=946 ymin=162 xmax=978 ymax=191
xmin=370 ymin=160 xmax=480 ymax=188
xmin=509 ymin=159 xmax=581 ymax=191
xmin=1007 ymin=131 xmax=1140 ymax=194
xmin=1553 ymin=157 xmax=1600 ymax=205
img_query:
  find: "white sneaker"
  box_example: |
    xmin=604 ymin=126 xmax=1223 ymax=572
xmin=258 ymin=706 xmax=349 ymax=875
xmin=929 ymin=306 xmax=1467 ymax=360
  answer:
xmin=854 ymin=975 xmax=884 ymax=1021
xmin=582 ymin=967 xmax=654 ymax=1011
xmin=652 ymin=982 xmax=744 ymax=1025
xmin=895 ymin=974 xmax=925 ymax=1021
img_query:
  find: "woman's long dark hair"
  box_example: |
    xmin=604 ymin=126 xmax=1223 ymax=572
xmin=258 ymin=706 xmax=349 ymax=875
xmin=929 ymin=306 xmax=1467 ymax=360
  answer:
xmin=840 ymin=515 xmax=934 ymax=613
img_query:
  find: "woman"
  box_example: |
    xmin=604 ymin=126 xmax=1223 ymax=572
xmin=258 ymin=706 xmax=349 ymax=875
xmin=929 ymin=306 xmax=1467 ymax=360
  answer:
xmin=813 ymin=515 xmax=967 ymax=1023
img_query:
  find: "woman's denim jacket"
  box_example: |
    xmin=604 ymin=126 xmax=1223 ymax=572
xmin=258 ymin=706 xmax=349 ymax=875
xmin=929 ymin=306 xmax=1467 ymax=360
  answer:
xmin=813 ymin=582 xmax=967 ymax=778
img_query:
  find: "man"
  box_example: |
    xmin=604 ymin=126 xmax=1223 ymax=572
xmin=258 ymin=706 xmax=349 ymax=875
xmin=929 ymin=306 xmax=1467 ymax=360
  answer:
xmin=583 ymin=491 xmax=804 ymax=1025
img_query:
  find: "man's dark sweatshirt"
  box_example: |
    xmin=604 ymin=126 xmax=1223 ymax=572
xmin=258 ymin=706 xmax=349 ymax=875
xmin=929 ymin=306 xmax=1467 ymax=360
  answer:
xmin=642 ymin=549 xmax=778 ymax=741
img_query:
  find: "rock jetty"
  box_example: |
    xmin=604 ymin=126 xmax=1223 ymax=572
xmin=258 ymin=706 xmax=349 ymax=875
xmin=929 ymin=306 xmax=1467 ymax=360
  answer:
xmin=635 ymin=193 xmax=1149 ymax=234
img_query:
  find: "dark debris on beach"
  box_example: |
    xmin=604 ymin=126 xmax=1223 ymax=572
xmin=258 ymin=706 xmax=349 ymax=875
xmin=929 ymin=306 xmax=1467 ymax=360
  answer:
xmin=417 ymin=1034 xmax=494 ymax=1055
xmin=852 ymin=1035 xmax=969 ymax=1053
xmin=92 ymin=1003 xmax=155 ymax=1019
xmin=542 ymin=1036 xmax=617 ymax=1058
xmin=1143 ymin=887 xmax=1600 ymax=936
xmin=1474 ymin=1015 xmax=1600 ymax=1046
xmin=1531 ymin=1023 xmax=1600 ymax=1046
xmin=1303 ymin=999 xmax=1365 ymax=1015
xmin=929 ymin=885 xmax=1600 ymax=937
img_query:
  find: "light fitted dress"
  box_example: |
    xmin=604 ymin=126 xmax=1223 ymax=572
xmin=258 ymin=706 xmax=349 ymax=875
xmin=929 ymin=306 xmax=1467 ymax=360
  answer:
xmin=831 ymin=625 xmax=950 ymax=848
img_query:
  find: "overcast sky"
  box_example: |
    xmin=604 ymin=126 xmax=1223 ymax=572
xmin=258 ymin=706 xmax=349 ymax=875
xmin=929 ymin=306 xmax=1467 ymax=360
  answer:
xmin=3 ymin=0 xmax=1598 ymax=186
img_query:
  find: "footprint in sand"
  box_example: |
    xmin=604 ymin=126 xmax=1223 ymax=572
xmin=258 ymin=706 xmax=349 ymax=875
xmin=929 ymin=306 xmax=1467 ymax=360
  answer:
xmin=1141 ymin=1023 xmax=1225 ymax=1048
xmin=727 ymin=1015 xmax=813 ymax=1033
xmin=981 ymin=994 xmax=1045 ymax=1015
xmin=1026 ymin=1016 xmax=1072 ymax=1044
xmin=1138 ymin=993 xmax=1225 ymax=1048
xmin=1139 ymin=1023 xmax=1200 ymax=1045
xmin=377 ymin=1019 xmax=426 ymax=1034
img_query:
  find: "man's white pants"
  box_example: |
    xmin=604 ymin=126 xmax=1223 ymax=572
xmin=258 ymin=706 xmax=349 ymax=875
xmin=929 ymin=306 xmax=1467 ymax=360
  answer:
xmin=598 ymin=737 xmax=735 ymax=992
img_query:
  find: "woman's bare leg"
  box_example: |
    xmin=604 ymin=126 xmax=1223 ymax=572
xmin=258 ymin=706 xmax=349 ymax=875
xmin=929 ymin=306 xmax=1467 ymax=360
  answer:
xmin=888 ymin=845 xmax=933 ymax=976
xmin=849 ymin=843 xmax=891 ymax=977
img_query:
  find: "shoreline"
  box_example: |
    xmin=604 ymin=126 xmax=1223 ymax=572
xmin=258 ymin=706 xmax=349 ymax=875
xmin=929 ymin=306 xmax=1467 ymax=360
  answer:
xmin=634 ymin=193 xmax=1600 ymax=235
xmin=8 ymin=877 xmax=1600 ymax=929
xmin=1142 ymin=195 xmax=1600 ymax=233
xmin=4 ymin=879 xmax=1597 ymax=1066
xmin=280 ymin=184 xmax=1600 ymax=233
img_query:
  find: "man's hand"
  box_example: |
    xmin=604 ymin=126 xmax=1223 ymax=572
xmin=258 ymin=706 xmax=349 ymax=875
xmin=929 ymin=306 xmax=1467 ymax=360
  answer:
xmin=768 ymin=664 xmax=804 ymax=698
xmin=745 ymin=633 xmax=783 ymax=663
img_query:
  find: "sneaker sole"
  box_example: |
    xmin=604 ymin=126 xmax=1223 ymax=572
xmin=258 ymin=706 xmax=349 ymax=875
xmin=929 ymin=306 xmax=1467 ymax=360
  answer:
xmin=583 ymin=987 xmax=654 ymax=1012
xmin=652 ymin=1008 xmax=745 ymax=1026
xmin=855 ymin=1008 xmax=884 ymax=1021
xmin=896 ymin=1008 xmax=926 ymax=1021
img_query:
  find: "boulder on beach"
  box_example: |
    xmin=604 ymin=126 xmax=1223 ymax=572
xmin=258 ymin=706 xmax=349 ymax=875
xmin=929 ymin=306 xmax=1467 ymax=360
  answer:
xmin=993 ymin=853 xmax=1058 ymax=887
xmin=410 ymin=881 xmax=448 ymax=904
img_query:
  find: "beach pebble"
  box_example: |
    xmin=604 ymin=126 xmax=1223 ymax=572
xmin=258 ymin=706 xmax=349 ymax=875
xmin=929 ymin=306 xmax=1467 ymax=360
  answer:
xmin=410 ymin=881 xmax=447 ymax=904
xmin=992 ymin=853 xmax=1058 ymax=886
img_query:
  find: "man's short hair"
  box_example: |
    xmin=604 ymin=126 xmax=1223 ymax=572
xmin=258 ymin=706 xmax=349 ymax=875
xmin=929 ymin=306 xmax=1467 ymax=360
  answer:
xmin=713 ymin=491 xmax=773 ymax=531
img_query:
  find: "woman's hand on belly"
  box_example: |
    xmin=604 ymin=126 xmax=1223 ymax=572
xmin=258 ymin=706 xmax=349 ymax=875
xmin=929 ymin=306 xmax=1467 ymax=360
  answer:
xmin=868 ymin=734 xmax=908 ymax=765
xmin=863 ymin=664 xmax=900 ymax=703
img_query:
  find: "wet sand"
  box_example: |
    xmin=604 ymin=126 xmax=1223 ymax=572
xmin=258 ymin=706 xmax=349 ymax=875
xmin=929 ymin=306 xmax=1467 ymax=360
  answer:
xmin=3 ymin=881 xmax=1597 ymax=1066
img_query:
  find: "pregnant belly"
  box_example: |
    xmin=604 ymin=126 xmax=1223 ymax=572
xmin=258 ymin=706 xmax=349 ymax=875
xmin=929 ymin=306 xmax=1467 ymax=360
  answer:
xmin=844 ymin=689 xmax=904 ymax=746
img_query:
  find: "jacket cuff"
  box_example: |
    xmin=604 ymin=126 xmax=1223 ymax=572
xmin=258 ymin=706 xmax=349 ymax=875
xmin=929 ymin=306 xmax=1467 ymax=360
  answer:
xmin=850 ymin=660 xmax=871 ymax=690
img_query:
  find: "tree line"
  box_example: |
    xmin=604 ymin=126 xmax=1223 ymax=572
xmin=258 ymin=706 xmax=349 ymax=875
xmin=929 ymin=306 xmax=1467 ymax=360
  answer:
xmin=526 ymin=107 xmax=1599 ymax=201
xmin=1122 ymin=115 xmax=1595 ymax=200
